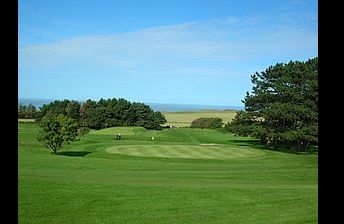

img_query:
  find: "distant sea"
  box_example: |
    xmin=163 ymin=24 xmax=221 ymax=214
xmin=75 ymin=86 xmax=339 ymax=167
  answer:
xmin=18 ymin=98 xmax=244 ymax=112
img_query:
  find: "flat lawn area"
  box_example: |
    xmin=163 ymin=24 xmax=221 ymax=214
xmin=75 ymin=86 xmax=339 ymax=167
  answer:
xmin=162 ymin=110 xmax=237 ymax=127
xmin=19 ymin=123 xmax=318 ymax=224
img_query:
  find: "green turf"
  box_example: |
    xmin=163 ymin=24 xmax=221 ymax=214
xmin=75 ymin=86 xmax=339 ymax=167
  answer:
xmin=107 ymin=144 xmax=266 ymax=159
xmin=19 ymin=122 xmax=317 ymax=224
xmin=90 ymin=126 xmax=147 ymax=135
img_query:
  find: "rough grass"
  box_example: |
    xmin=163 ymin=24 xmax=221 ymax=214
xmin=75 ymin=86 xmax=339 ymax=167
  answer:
xmin=162 ymin=110 xmax=237 ymax=127
xmin=18 ymin=122 xmax=317 ymax=224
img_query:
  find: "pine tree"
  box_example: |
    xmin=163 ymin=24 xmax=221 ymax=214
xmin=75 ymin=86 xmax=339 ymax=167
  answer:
xmin=225 ymin=58 xmax=318 ymax=151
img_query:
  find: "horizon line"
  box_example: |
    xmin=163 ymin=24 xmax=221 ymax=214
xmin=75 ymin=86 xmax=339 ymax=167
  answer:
xmin=18 ymin=97 xmax=244 ymax=108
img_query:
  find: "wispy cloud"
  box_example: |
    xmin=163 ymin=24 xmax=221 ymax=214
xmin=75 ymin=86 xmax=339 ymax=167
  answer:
xmin=19 ymin=12 xmax=317 ymax=81
xmin=18 ymin=10 xmax=318 ymax=105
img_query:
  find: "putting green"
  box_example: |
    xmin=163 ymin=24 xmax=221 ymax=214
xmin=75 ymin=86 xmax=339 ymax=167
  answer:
xmin=106 ymin=144 xmax=265 ymax=160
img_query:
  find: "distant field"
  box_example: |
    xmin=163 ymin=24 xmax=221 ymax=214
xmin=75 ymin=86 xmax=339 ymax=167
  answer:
xmin=162 ymin=110 xmax=238 ymax=127
xmin=17 ymin=110 xmax=237 ymax=127
xmin=18 ymin=119 xmax=35 ymax=123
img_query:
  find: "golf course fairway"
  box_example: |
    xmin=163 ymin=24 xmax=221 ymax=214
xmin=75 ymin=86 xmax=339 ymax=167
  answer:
xmin=19 ymin=122 xmax=318 ymax=224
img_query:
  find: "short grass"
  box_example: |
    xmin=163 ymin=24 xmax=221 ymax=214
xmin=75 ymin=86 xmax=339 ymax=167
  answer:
xmin=107 ymin=144 xmax=266 ymax=159
xmin=90 ymin=126 xmax=147 ymax=135
xmin=162 ymin=110 xmax=238 ymax=127
xmin=19 ymin=122 xmax=317 ymax=224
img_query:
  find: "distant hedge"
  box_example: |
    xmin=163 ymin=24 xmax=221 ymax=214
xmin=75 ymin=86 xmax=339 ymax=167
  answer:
xmin=190 ymin=118 xmax=223 ymax=129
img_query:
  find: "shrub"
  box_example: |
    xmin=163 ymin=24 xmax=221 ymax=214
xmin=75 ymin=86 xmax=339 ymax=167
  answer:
xmin=190 ymin=117 xmax=223 ymax=129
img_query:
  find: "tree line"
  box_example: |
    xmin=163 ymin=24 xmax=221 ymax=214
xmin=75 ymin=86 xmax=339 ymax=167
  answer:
xmin=19 ymin=98 xmax=167 ymax=130
xmin=18 ymin=104 xmax=38 ymax=119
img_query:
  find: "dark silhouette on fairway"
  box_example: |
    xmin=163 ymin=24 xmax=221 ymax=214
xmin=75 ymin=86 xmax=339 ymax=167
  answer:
xmin=57 ymin=151 xmax=92 ymax=157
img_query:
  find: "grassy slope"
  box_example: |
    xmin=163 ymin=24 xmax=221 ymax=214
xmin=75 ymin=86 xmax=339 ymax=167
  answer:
xmin=162 ymin=110 xmax=237 ymax=127
xmin=89 ymin=126 xmax=147 ymax=135
xmin=19 ymin=123 xmax=317 ymax=224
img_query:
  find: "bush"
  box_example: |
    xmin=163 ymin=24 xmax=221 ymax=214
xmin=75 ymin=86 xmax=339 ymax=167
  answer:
xmin=190 ymin=118 xmax=223 ymax=129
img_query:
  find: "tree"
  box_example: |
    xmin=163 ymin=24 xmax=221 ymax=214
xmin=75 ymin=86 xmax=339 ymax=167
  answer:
xmin=65 ymin=101 xmax=81 ymax=120
xmin=154 ymin=111 xmax=167 ymax=125
xmin=225 ymin=58 xmax=318 ymax=151
xmin=36 ymin=100 xmax=78 ymax=121
xmin=79 ymin=99 xmax=98 ymax=128
xmin=191 ymin=117 xmax=223 ymax=129
xmin=37 ymin=114 xmax=79 ymax=154
xmin=18 ymin=103 xmax=38 ymax=119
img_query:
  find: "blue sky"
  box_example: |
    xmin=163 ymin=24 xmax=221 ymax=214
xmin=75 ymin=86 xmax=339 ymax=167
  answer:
xmin=18 ymin=0 xmax=318 ymax=106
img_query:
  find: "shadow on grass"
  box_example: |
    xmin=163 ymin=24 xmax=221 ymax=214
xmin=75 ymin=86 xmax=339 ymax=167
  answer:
xmin=229 ymin=139 xmax=267 ymax=149
xmin=228 ymin=138 xmax=318 ymax=155
xmin=58 ymin=151 xmax=92 ymax=157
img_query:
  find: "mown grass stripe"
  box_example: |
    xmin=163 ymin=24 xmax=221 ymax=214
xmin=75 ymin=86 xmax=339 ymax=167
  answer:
xmin=106 ymin=145 xmax=265 ymax=160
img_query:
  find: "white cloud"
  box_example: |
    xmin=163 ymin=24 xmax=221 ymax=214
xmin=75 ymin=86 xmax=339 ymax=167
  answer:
xmin=19 ymin=13 xmax=318 ymax=78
